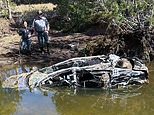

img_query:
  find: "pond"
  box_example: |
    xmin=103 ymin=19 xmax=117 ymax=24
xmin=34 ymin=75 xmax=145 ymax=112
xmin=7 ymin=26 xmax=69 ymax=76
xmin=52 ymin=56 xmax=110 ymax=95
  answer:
xmin=0 ymin=63 xmax=154 ymax=115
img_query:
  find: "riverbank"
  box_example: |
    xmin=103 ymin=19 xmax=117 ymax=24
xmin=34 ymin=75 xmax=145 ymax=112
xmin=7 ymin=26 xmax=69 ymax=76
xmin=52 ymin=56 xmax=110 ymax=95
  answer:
xmin=0 ymin=20 xmax=154 ymax=67
xmin=0 ymin=27 xmax=99 ymax=66
xmin=0 ymin=3 xmax=79 ymax=66
xmin=0 ymin=2 xmax=154 ymax=66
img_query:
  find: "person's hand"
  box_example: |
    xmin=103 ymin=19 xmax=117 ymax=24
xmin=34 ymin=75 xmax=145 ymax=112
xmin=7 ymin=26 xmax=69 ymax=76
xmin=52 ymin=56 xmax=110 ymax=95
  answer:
xmin=45 ymin=30 xmax=49 ymax=34
xmin=28 ymin=34 xmax=31 ymax=38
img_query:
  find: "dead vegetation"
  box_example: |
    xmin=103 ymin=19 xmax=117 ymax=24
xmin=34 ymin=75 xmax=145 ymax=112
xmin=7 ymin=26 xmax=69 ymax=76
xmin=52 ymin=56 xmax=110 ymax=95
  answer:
xmin=84 ymin=28 xmax=154 ymax=62
xmin=13 ymin=3 xmax=56 ymax=13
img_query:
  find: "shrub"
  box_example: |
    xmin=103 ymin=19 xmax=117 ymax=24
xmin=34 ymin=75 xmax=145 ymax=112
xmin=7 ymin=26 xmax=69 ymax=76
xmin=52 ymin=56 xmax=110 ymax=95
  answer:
xmin=52 ymin=0 xmax=154 ymax=33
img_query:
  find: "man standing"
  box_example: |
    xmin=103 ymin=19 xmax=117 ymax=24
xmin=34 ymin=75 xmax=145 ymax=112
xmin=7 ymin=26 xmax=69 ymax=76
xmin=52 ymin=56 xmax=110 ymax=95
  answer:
xmin=32 ymin=10 xmax=50 ymax=54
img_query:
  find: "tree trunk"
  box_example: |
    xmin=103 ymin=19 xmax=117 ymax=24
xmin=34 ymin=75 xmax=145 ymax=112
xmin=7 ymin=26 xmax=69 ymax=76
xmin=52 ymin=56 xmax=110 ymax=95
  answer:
xmin=6 ymin=0 xmax=12 ymax=19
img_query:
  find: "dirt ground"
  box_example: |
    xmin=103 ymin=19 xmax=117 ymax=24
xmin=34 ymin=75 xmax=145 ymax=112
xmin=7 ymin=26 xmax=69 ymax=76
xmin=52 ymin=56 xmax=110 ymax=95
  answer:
xmin=0 ymin=34 xmax=97 ymax=67
xmin=0 ymin=3 xmax=105 ymax=67
xmin=0 ymin=3 xmax=73 ymax=67
xmin=1 ymin=3 xmax=153 ymax=67
xmin=0 ymin=19 xmax=94 ymax=66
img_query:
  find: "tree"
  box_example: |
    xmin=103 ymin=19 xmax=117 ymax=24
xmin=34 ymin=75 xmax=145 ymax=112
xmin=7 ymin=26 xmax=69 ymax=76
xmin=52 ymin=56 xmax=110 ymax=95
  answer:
xmin=0 ymin=0 xmax=12 ymax=19
xmin=53 ymin=0 xmax=154 ymax=33
xmin=6 ymin=0 xmax=12 ymax=19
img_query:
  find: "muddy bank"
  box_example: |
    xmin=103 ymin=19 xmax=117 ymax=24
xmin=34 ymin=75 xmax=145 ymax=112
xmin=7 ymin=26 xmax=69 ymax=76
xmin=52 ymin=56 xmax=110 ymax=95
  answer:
xmin=0 ymin=18 xmax=154 ymax=67
xmin=0 ymin=28 xmax=154 ymax=67
xmin=0 ymin=32 xmax=93 ymax=66
xmin=84 ymin=29 xmax=154 ymax=62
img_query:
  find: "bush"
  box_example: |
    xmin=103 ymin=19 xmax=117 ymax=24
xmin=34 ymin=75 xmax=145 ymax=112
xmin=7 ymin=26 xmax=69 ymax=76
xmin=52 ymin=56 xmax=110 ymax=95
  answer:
xmin=52 ymin=0 xmax=154 ymax=33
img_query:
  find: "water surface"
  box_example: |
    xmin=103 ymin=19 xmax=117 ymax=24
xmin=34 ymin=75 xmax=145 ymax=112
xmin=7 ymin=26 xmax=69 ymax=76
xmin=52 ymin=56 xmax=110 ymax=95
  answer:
xmin=0 ymin=63 xmax=154 ymax=115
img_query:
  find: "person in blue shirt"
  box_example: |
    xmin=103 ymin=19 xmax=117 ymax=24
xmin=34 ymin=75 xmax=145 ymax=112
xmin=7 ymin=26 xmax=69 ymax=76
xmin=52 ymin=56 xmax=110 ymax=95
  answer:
xmin=32 ymin=10 xmax=50 ymax=54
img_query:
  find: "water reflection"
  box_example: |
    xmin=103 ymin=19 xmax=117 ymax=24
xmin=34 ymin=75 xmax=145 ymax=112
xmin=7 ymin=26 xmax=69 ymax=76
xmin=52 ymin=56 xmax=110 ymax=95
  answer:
xmin=0 ymin=87 xmax=22 ymax=115
xmin=47 ymin=87 xmax=146 ymax=115
xmin=0 ymin=64 xmax=32 ymax=81
xmin=0 ymin=64 xmax=36 ymax=115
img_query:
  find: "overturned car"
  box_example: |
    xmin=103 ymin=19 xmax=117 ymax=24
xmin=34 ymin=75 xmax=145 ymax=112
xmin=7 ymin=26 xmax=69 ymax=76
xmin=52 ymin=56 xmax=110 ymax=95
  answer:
xmin=2 ymin=54 xmax=149 ymax=90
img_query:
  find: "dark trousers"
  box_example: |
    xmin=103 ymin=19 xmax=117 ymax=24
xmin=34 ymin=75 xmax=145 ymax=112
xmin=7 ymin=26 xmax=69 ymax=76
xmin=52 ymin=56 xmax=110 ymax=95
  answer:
xmin=20 ymin=39 xmax=31 ymax=54
xmin=37 ymin=31 xmax=49 ymax=53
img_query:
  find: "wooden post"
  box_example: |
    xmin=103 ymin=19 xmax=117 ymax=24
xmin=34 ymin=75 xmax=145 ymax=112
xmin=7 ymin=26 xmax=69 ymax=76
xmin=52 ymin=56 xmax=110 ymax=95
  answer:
xmin=6 ymin=0 xmax=12 ymax=19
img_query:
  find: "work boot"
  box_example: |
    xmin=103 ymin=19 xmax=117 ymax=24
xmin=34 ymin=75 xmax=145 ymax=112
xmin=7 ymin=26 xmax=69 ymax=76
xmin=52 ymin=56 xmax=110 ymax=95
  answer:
xmin=40 ymin=47 xmax=45 ymax=54
xmin=47 ymin=43 xmax=50 ymax=55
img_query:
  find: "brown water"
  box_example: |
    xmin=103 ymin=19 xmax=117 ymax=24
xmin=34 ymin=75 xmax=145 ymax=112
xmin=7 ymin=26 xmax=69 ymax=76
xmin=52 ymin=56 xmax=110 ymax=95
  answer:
xmin=0 ymin=63 xmax=154 ymax=115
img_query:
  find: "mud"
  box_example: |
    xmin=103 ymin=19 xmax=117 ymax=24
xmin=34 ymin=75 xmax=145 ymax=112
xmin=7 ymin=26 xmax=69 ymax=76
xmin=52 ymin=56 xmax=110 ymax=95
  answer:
xmin=0 ymin=29 xmax=94 ymax=66
xmin=0 ymin=19 xmax=154 ymax=67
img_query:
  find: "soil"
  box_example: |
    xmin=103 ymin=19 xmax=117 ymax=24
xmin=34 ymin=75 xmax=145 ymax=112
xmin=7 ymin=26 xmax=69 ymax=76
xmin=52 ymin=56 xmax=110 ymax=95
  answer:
xmin=0 ymin=18 xmax=154 ymax=67
xmin=0 ymin=19 xmax=95 ymax=66
xmin=0 ymin=3 xmax=78 ymax=67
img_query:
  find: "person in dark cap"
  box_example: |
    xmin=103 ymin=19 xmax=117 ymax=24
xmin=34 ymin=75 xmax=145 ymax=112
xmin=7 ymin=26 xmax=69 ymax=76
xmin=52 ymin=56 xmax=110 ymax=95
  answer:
xmin=32 ymin=10 xmax=50 ymax=54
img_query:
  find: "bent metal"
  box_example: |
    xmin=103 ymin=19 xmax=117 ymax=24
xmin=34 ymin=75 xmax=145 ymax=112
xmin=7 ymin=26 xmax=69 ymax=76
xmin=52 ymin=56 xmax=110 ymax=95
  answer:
xmin=2 ymin=54 xmax=149 ymax=90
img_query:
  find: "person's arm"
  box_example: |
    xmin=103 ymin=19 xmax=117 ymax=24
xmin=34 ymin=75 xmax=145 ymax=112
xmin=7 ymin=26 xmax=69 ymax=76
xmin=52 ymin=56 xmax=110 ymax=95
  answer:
xmin=31 ymin=19 xmax=38 ymax=35
xmin=46 ymin=22 xmax=50 ymax=32
xmin=18 ymin=28 xmax=23 ymax=36
xmin=31 ymin=19 xmax=36 ymax=32
xmin=44 ymin=17 xmax=50 ymax=32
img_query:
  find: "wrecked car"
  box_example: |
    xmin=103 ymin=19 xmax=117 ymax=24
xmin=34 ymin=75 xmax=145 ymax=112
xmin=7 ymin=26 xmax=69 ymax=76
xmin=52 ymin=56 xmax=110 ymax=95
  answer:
xmin=2 ymin=54 xmax=149 ymax=90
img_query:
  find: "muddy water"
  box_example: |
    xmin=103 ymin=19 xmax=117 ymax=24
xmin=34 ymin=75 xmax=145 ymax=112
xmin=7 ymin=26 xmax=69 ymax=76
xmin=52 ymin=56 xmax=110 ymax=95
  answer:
xmin=0 ymin=63 xmax=154 ymax=115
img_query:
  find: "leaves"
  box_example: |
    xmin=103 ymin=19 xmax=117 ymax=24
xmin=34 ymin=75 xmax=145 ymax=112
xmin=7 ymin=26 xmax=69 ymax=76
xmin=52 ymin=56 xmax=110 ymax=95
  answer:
xmin=41 ymin=0 xmax=154 ymax=33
